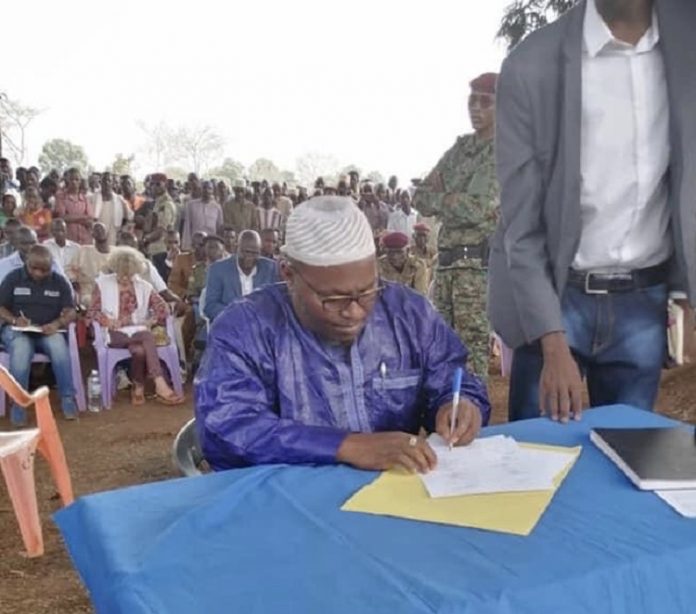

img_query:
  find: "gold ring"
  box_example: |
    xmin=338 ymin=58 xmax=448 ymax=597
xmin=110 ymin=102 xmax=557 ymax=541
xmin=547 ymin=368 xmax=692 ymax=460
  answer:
xmin=408 ymin=436 xmax=418 ymax=447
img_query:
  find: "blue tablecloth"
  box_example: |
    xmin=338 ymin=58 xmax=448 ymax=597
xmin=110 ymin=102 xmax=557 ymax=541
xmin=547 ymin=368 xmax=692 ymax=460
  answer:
xmin=55 ymin=405 xmax=696 ymax=614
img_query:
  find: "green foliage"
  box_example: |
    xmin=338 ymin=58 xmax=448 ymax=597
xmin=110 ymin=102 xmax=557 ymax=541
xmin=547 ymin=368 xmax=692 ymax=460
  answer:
xmin=209 ymin=157 xmax=245 ymax=184
xmin=498 ymin=0 xmax=577 ymax=50
xmin=110 ymin=153 xmax=135 ymax=176
xmin=38 ymin=138 xmax=90 ymax=175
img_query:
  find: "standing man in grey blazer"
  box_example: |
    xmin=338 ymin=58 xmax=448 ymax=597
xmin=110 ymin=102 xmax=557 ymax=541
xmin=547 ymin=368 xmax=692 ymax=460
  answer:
xmin=488 ymin=0 xmax=696 ymax=422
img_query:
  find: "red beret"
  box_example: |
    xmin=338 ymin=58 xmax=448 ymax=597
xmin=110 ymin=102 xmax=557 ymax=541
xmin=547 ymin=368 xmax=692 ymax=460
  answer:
xmin=470 ymin=72 xmax=498 ymax=95
xmin=413 ymin=223 xmax=430 ymax=234
xmin=382 ymin=232 xmax=409 ymax=249
xmin=150 ymin=172 xmax=168 ymax=182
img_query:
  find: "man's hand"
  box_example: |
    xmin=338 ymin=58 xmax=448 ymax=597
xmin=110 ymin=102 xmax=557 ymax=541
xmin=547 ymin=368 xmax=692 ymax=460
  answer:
xmin=15 ymin=316 xmax=31 ymax=328
xmin=173 ymin=299 xmax=187 ymax=317
xmin=539 ymin=332 xmax=584 ymax=423
xmin=41 ymin=322 xmax=61 ymax=336
xmin=434 ymin=399 xmax=482 ymax=447
xmin=336 ymin=432 xmax=437 ymax=473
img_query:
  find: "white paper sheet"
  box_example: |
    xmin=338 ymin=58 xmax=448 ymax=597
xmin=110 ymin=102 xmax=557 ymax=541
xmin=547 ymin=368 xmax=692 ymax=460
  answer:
xmin=656 ymin=489 xmax=696 ymax=518
xmin=117 ymin=325 xmax=148 ymax=337
xmin=12 ymin=325 xmax=66 ymax=334
xmin=419 ymin=434 xmax=577 ymax=498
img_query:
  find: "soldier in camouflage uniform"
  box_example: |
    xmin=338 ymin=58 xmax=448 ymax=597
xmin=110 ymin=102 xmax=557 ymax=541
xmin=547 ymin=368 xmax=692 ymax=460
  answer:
xmin=378 ymin=232 xmax=429 ymax=296
xmin=411 ymin=222 xmax=438 ymax=288
xmin=413 ymin=73 xmax=499 ymax=380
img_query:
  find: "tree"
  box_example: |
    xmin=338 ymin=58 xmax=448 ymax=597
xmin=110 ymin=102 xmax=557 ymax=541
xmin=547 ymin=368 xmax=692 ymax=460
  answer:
xmin=0 ymin=95 xmax=42 ymax=166
xmin=137 ymin=121 xmax=225 ymax=174
xmin=280 ymin=170 xmax=296 ymax=185
xmin=366 ymin=170 xmax=385 ymax=184
xmin=339 ymin=164 xmax=362 ymax=178
xmin=295 ymin=152 xmax=340 ymax=187
xmin=163 ymin=166 xmax=189 ymax=183
xmin=38 ymin=139 xmax=89 ymax=175
xmin=137 ymin=120 xmax=173 ymax=169
xmin=498 ymin=0 xmax=577 ymax=50
xmin=209 ymin=157 xmax=245 ymax=184
xmin=172 ymin=125 xmax=225 ymax=175
xmin=248 ymin=158 xmax=283 ymax=183
xmin=110 ymin=153 xmax=135 ymax=176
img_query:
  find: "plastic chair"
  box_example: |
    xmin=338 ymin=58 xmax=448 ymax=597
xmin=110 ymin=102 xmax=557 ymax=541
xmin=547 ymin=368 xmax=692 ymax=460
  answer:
xmin=92 ymin=316 xmax=183 ymax=409
xmin=0 ymin=365 xmax=74 ymax=557
xmin=172 ymin=418 xmax=204 ymax=477
xmin=0 ymin=322 xmax=86 ymax=417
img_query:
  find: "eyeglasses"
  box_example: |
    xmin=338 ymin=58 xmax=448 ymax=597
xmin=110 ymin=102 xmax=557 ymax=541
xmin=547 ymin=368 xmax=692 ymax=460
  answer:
xmin=293 ymin=268 xmax=383 ymax=313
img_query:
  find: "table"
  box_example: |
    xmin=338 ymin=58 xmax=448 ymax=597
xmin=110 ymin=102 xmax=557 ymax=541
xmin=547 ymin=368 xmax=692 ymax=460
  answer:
xmin=55 ymin=406 xmax=696 ymax=614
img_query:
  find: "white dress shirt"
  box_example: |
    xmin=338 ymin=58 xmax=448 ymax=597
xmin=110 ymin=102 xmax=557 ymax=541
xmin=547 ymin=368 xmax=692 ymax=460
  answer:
xmin=238 ymin=262 xmax=257 ymax=297
xmin=143 ymin=262 xmax=167 ymax=293
xmin=44 ymin=238 xmax=81 ymax=276
xmin=573 ymin=0 xmax=671 ymax=272
xmin=387 ymin=208 xmax=419 ymax=238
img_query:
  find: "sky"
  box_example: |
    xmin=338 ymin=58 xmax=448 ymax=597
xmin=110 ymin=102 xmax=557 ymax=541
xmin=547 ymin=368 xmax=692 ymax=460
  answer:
xmin=1 ymin=0 xmax=511 ymax=183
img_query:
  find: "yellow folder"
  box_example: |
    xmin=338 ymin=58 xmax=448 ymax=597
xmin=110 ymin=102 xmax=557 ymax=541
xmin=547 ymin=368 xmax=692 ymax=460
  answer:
xmin=341 ymin=444 xmax=582 ymax=536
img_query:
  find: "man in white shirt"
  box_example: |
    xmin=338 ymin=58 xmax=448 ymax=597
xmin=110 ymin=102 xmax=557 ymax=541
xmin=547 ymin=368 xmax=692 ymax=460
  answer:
xmin=489 ymin=0 xmax=696 ymax=422
xmin=44 ymin=219 xmax=81 ymax=282
xmin=89 ymin=172 xmax=133 ymax=246
xmin=272 ymin=182 xmax=293 ymax=219
xmin=387 ymin=191 xmax=419 ymax=238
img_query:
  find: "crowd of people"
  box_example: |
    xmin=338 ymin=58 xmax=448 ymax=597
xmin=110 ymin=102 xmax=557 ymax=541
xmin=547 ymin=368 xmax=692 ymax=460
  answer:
xmin=0 ymin=150 xmax=446 ymax=427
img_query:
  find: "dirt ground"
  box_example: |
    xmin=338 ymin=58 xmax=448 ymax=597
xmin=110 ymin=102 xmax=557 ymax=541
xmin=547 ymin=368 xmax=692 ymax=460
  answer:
xmin=1 ymin=357 xmax=696 ymax=614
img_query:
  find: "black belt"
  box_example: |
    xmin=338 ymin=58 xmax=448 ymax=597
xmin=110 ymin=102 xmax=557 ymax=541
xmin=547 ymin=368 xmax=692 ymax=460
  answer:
xmin=567 ymin=262 xmax=668 ymax=294
xmin=439 ymin=244 xmax=488 ymax=267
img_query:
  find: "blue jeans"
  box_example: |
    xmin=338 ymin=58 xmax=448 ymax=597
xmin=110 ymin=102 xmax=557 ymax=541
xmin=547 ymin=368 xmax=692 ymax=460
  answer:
xmin=1 ymin=326 xmax=77 ymax=424
xmin=509 ymin=283 xmax=668 ymax=421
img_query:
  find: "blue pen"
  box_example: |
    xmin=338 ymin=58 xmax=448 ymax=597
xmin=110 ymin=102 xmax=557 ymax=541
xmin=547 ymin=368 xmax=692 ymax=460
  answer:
xmin=448 ymin=367 xmax=463 ymax=451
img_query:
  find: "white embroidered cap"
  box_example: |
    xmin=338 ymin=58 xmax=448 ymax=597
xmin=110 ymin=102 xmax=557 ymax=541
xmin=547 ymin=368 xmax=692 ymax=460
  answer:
xmin=281 ymin=196 xmax=375 ymax=267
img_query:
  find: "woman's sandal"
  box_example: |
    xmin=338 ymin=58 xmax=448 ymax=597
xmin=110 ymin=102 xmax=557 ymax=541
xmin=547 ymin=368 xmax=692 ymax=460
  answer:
xmin=155 ymin=391 xmax=185 ymax=406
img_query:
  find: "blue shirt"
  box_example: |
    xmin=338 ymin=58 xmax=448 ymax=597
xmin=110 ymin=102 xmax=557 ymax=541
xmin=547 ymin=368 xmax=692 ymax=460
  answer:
xmin=194 ymin=282 xmax=490 ymax=470
xmin=0 ymin=267 xmax=74 ymax=324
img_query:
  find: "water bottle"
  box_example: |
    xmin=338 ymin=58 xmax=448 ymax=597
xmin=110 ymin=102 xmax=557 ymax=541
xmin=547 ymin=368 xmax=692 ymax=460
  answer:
xmin=87 ymin=370 xmax=102 ymax=413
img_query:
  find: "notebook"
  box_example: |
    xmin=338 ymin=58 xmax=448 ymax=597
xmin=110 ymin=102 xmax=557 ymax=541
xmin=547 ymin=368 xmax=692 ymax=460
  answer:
xmin=591 ymin=427 xmax=696 ymax=490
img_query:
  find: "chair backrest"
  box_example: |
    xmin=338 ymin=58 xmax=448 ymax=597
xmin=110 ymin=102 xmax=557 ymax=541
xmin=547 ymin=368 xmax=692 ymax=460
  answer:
xmin=0 ymin=364 xmax=74 ymax=505
xmin=172 ymin=418 xmax=205 ymax=477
